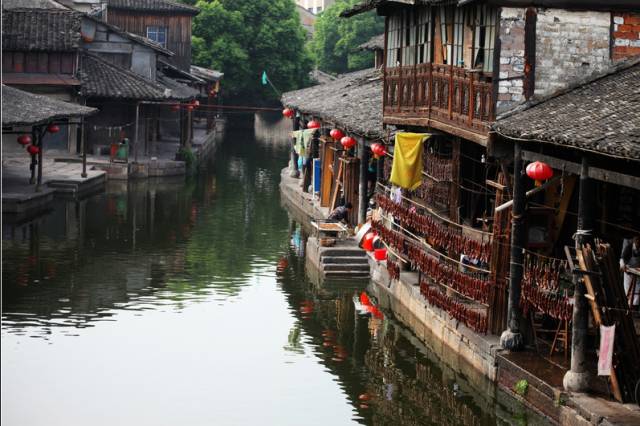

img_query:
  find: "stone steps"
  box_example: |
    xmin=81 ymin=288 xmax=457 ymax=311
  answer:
xmin=323 ymin=263 xmax=371 ymax=272
xmin=325 ymin=270 xmax=370 ymax=279
xmin=321 ymin=255 xmax=369 ymax=265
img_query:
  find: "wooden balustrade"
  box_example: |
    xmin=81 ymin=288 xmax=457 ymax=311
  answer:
xmin=383 ymin=64 xmax=495 ymax=137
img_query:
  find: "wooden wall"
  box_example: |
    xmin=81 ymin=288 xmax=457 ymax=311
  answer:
xmin=107 ymin=10 xmax=192 ymax=71
xmin=2 ymin=51 xmax=76 ymax=74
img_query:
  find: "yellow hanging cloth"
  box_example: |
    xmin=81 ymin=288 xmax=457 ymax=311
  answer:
xmin=390 ymin=132 xmax=430 ymax=190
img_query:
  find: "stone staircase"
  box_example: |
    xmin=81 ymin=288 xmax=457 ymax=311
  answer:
xmin=319 ymin=247 xmax=370 ymax=279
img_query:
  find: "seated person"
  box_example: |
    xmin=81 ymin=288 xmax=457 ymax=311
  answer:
xmin=328 ymin=202 xmax=353 ymax=223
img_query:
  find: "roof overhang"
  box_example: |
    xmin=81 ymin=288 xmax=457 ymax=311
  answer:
xmin=2 ymin=73 xmax=81 ymax=86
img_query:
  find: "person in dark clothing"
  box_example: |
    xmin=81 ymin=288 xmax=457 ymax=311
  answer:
xmin=328 ymin=202 xmax=353 ymax=222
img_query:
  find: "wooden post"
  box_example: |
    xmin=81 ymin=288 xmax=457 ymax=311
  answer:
xmin=134 ymin=102 xmax=140 ymax=163
xmin=36 ymin=127 xmax=43 ymax=192
xmin=563 ymin=156 xmax=593 ymax=392
xmin=81 ymin=117 xmax=87 ymax=178
xmin=358 ymin=138 xmax=368 ymax=225
xmin=500 ymin=141 xmax=525 ymax=350
xmin=290 ymin=114 xmax=300 ymax=178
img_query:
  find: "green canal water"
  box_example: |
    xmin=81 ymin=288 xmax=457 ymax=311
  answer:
xmin=2 ymin=114 xmax=546 ymax=425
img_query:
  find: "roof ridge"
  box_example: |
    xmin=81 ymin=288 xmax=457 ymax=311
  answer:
xmin=107 ymin=0 xmax=199 ymax=14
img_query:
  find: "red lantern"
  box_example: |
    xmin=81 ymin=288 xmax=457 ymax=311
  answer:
xmin=374 ymin=248 xmax=387 ymax=261
xmin=371 ymin=143 xmax=386 ymax=158
xmin=362 ymin=232 xmax=376 ymax=251
xmin=526 ymin=161 xmax=553 ymax=186
xmin=171 ymin=104 xmax=180 ymax=112
xmin=187 ymin=105 xmax=194 ymax=111
xmin=340 ymin=136 xmax=356 ymax=150
xmin=307 ymin=120 xmax=321 ymax=129
xmin=329 ymin=128 xmax=344 ymax=141
xmin=282 ymin=108 xmax=294 ymax=118
xmin=27 ymin=145 xmax=40 ymax=155
xmin=46 ymin=123 xmax=60 ymax=133
xmin=191 ymin=99 xmax=200 ymax=108
xmin=17 ymin=134 xmax=32 ymax=145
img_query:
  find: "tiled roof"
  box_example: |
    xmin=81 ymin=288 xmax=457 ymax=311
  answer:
xmin=2 ymin=0 xmax=67 ymax=9
xmin=107 ymin=0 xmax=199 ymax=14
xmin=157 ymin=71 xmax=199 ymax=100
xmin=190 ymin=65 xmax=224 ymax=82
xmin=359 ymin=34 xmax=384 ymax=51
xmin=282 ymin=68 xmax=383 ymax=139
xmin=493 ymin=60 xmax=640 ymax=160
xmin=2 ymin=85 xmax=97 ymax=127
xmin=79 ymin=52 xmax=167 ymax=100
xmin=2 ymin=9 xmax=81 ymax=52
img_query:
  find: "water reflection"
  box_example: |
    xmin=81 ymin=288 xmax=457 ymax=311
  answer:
xmin=2 ymin=114 xmax=544 ymax=425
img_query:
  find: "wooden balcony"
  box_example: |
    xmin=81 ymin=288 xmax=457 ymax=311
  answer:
xmin=383 ymin=64 xmax=495 ymax=145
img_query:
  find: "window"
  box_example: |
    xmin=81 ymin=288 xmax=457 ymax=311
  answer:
xmin=416 ymin=6 xmax=433 ymax=64
xmin=386 ymin=12 xmax=403 ymax=67
xmin=471 ymin=5 xmax=498 ymax=72
xmin=146 ymin=26 xmax=167 ymax=48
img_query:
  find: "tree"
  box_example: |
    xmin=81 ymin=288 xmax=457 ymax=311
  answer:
xmin=310 ymin=0 xmax=384 ymax=75
xmin=188 ymin=0 xmax=313 ymax=102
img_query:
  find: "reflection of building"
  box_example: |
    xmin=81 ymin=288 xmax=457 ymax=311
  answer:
xmin=296 ymin=0 xmax=334 ymax=15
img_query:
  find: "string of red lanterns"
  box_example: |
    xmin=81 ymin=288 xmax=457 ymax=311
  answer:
xmin=329 ymin=128 xmax=344 ymax=141
xmin=370 ymin=143 xmax=386 ymax=158
xmin=282 ymin=108 xmax=294 ymax=118
xmin=307 ymin=120 xmax=321 ymax=129
xmin=340 ymin=136 xmax=356 ymax=150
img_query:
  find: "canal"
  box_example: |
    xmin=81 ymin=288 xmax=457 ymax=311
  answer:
xmin=2 ymin=114 xmax=545 ymax=425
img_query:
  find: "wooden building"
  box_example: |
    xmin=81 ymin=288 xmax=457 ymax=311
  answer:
xmin=105 ymin=0 xmax=200 ymax=71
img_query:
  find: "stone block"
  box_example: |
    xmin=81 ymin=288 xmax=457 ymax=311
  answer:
xmin=499 ymin=71 xmax=508 ymax=79
xmin=615 ymin=38 xmax=631 ymax=46
xmin=613 ymin=16 xmax=624 ymax=25
xmin=499 ymin=57 xmax=511 ymax=65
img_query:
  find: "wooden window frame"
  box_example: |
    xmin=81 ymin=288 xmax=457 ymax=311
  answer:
xmin=146 ymin=25 xmax=168 ymax=48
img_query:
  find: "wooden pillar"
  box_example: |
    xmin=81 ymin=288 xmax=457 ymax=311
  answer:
xmin=358 ymin=138 xmax=368 ymax=225
xmin=563 ymin=156 xmax=593 ymax=392
xmin=81 ymin=117 xmax=87 ymax=178
xmin=290 ymin=114 xmax=300 ymax=178
xmin=36 ymin=127 xmax=43 ymax=192
xmin=500 ymin=141 xmax=525 ymax=350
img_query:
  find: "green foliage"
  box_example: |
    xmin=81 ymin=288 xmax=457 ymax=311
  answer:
xmin=189 ymin=0 xmax=313 ymax=100
xmin=514 ymin=379 xmax=529 ymax=396
xmin=178 ymin=146 xmax=196 ymax=169
xmin=310 ymin=0 xmax=384 ymax=75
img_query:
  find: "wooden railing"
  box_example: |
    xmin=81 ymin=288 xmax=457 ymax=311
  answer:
xmin=383 ymin=64 xmax=495 ymax=136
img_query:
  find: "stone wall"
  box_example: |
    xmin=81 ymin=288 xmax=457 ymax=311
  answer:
xmin=612 ymin=12 xmax=640 ymax=61
xmin=534 ymin=9 xmax=610 ymax=97
xmin=497 ymin=8 xmax=526 ymax=115
xmin=497 ymin=8 xmax=616 ymax=114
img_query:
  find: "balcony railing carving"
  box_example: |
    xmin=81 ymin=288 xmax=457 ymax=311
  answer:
xmin=383 ymin=64 xmax=495 ymax=136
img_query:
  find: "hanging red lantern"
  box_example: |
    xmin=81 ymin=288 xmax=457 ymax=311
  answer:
xmin=329 ymin=128 xmax=344 ymax=141
xmin=46 ymin=123 xmax=60 ymax=133
xmin=362 ymin=232 xmax=376 ymax=251
xmin=307 ymin=120 xmax=321 ymax=129
xmin=340 ymin=136 xmax=356 ymax=150
xmin=171 ymin=104 xmax=180 ymax=112
xmin=526 ymin=161 xmax=553 ymax=186
xmin=191 ymin=99 xmax=200 ymax=107
xmin=27 ymin=145 xmax=40 ymax=155
xmin=282 ymin=108 xmax=294 ymax=118
xmin=371 ymin=143 xmax=387 ymax=158
xmin=17 ymin=134 xmax=32 ymax=145
xmin=187 ymin=105 xmax=194 ymax=111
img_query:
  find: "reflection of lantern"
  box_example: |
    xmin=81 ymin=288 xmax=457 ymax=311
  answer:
xmin=282 ymin=108 xmax=294 ymax=118
xmin=27 ymin=145 xmax=40 ymax=155
xmin=371 ymin=143 xmax=386 ymax=158
xmin=307 ymin=120 xmax=321 ymax=129
xmin=47 ymin=123 xmax=60 ymax=133
xmin=192 ymin=99 xmax=200 ymax=107
xmin=187 ymin=105 xmax=194 ymax=111
xmin=340 ymin=136 xmax=356 ymax=150
xmin=171 ymin=104 xmax=180 ymax=112
xmin=362 ymin=232 xmax=376 ymax=251
xmin=526 ymin=161 xmax=553 ymax=186
xmin=329 ymin=128 xmax=344 ymax=141
xmin=17 ymin=134 xmax=32 ymax=145
xmin=374 ymin=248 xmax=387 ymax=261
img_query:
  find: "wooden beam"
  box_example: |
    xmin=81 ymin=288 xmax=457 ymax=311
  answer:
xmin=522 ymin=150 xmax=640 ymax=189
xmin=383 ymin=115 xmax=488 ymax=146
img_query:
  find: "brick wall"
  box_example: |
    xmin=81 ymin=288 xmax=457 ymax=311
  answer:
xmin=496 ymin=8 xmax=526 ymax=115
xmin=534 ymin=9 xmax=610 ymax=97
xmin=612 ymin=12 xmax=640 ymax=61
